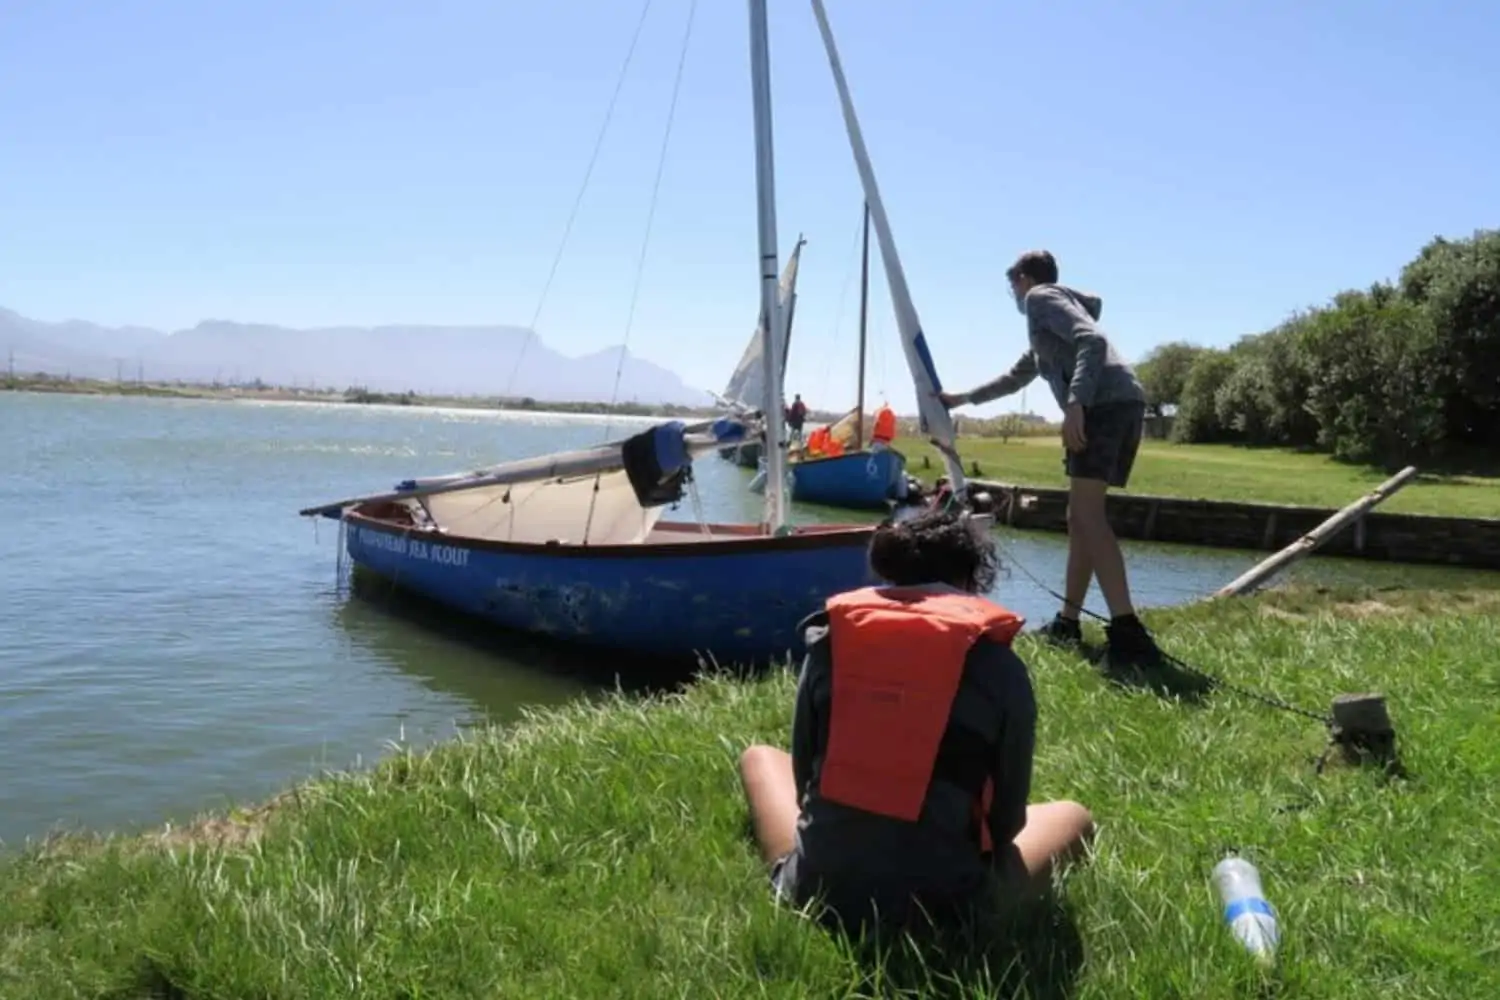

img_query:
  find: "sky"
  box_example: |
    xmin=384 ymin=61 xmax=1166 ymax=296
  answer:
xmin=2 ymin=0 xmax=1497 ymax=420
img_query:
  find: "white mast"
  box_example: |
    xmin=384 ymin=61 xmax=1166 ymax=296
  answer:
xmin=809 ymin=0 xmax=969 ymax=496
xmin=748 ymin=0 xmax=789 ymax=532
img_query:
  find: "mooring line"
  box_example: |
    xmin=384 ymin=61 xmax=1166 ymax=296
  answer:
xmin=957 ymin=488 xmax=1337 ymax=728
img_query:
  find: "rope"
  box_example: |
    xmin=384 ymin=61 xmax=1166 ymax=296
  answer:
xmin=686 ymin=467 xmax=712 ymax=537
xmin=944 ymin=483 xmax=1336 ymax=727
xmin=502 ymin=0 xmax=658 ymax=400
xmin=584 ymin=0 xmax=699 ymax=543
xmin=989 ymin=530 xmax=1334 ymax=726
xmin=597 ymin=0 xmax=698 ymax=441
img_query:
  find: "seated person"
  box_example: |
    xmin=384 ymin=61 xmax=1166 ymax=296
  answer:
xmin=738 ymin=509 xmax=1093 ymax=935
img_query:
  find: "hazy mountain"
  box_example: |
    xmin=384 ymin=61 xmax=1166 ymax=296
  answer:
xmin=0 ymin=308 xmax=713 ymax=406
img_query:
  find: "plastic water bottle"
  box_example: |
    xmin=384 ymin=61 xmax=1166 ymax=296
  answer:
xmin=1212 ymin=856 xmax=1279 ymax=963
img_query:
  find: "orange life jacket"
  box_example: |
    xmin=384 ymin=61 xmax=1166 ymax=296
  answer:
xmin=819 ymin=586 xmax=1025 ymax=854
xmin=872 ymin=405 xmax=897 ymax=444
xmin=806 ymin=426 xmax=831 ymax=456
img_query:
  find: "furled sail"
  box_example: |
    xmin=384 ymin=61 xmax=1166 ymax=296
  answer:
xmin=300 ymin=418 xmax=750 ymax=545
xmin=719 ymin=236 xmax=806 ymax=413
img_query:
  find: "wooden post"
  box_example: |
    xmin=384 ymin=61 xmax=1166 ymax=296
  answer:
xmin=1261 ymin=511 xmax=1278 ymax=550
xmin=1215 ymin=466 xmax=1419 ymax=598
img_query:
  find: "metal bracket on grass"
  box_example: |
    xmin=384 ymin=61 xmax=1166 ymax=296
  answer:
xmin=1317 ymin=693 xmax=1403 ymax=778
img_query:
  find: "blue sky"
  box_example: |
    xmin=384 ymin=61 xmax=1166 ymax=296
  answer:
xmin=2 ymin=0 xmax=1495 ymax=419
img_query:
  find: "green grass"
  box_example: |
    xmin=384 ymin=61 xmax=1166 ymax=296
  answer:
xmin=899 ymin=435 xmax=1500 ymax=518
xmin=3 ymin=585 xmax=1499 ymax=998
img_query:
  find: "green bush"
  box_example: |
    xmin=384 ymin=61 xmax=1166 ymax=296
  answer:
xmin=1297 ymin=292 xmax=1446 ymax=467
xmin=1171 ymin=349 xmax=1238 ymax=443
xmin=1399 ymin=229 xmax=1500 ymax=450
xmin=1135 ymin=341 xmax=1206 ymax=418
xmin=1167 ymin=229 xmax=1499 ymax=466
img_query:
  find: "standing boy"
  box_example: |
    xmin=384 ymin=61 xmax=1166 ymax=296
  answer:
xmin=939 ymin=250 xmax=1161 ymax=666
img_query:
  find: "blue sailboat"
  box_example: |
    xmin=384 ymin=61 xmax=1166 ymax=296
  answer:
xmin=790 ymin=447 xmax=905 ymax=509
xmin=299 ymin=0 xmax=990 ymax=666
xmin=299 ymin=0 xmax=881 ymax=666
xmin=786 ymin=203 xmax=909 ymax=510
xmin=298 ymin=418 xmax=877 ymax=664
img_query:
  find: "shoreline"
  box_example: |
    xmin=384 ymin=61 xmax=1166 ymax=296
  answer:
xmin=975 ymin=477 xmax=1500 ymax=571
xmin=2 ymin=583 xmax=1496 ymax=996
xmin=1 ymin=377 xmax=1060 ymax=439
xmin=1 ymin=378 xmax=723 ymax=421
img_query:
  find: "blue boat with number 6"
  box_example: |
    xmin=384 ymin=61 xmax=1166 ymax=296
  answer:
xmin=789 ymin=447 xmax=906 ymax=509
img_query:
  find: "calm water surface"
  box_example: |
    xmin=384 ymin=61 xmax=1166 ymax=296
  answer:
xmin=0 ymin=392 xmax=1470 ymax=847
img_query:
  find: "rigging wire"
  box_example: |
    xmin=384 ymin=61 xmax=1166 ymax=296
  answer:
xmin=597 ymin=0 xmax=699 ymax=440
xmin=502 ymin=0 xmax=658 ymax=400
xmin=814 ymin=209 xmax=870 ymax=405
xmin=584 ymin=0 xmax=700 ymax=543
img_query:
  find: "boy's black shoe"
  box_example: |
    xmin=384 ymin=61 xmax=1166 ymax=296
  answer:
xmin=1104 ymin=614 xmax=1163 ymax=668
xmin=1034 ymin=614 xmax=1083 ymax=648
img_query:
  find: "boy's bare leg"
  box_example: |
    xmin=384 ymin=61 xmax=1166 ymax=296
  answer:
xmin=1068 ymin=477 xmax=1134 ymax=618
xmin=1060 ymin=514 xmax=1095 ymax=620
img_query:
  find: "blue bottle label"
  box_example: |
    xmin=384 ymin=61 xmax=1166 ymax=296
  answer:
xmin=1224 ymin=897 xmax=1274 ymax=922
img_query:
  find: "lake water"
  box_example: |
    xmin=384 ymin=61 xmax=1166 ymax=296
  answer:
xmin=0 ymin=391 xmax=1465 ymax=847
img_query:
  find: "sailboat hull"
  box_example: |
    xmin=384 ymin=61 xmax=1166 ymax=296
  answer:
xmin=341 ymin=507 xmax=877 ymax=664
xmin=790 ymin=448 xmax=906 ymax=510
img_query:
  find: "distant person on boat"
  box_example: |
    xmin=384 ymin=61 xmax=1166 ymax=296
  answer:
xmin=870 ymin=402 xmax=897 ymax=451
xmin=737 ymin=509 xmax=1094 ymax=938
xmin=786 ymin=394 xmax=808 ymax=446
xmin=939 ymin=249 xmax=1162 ymax=667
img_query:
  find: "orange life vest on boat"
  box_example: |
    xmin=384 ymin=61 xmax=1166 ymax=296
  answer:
xmin=819 ymin=586 xmax=1025 ymax=854
xmin=872 ymin=405 xmax=897 ymax=444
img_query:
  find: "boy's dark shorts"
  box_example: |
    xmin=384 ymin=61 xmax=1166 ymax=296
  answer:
xmin=1064 ymin=401 xmax=1145 ymax=489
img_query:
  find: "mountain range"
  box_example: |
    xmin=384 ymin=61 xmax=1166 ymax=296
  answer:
xmin=0 ymin=307 xmax=714 ymax=406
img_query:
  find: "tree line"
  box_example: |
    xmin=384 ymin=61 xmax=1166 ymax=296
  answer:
xmin=1135 ymin=229 xmax=1500 ymax=470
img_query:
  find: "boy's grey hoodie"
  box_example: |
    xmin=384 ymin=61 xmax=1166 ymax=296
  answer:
xmin=968 ymin=284 xmax=1145 ymax=411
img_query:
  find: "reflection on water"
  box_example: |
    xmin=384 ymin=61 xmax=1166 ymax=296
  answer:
xmin=335 ymin=571 xmax=698 ymax=711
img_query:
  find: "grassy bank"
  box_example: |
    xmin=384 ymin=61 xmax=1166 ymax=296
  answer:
xmin=3 ymin=586 xmax=1499 ymax=998
xmin=899 ymin=435 xmax=1500 ymax=518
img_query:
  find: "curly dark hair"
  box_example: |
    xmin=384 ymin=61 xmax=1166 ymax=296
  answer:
xmin=868 ymin=508 xmax=1000 ymax=594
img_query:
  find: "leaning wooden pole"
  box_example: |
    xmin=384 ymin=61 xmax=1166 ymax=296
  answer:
xmin=1215 ymin=466 xmax=1420 ymax=598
